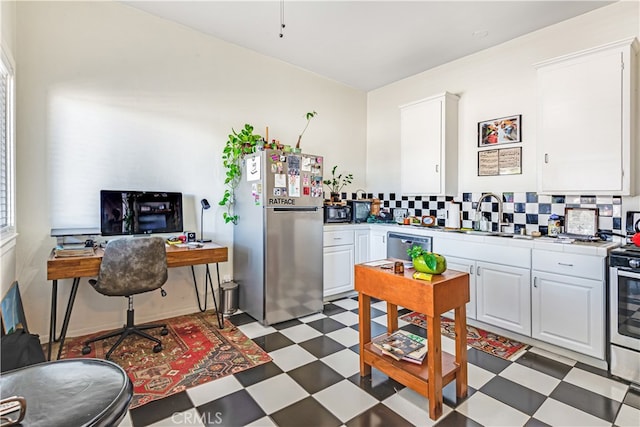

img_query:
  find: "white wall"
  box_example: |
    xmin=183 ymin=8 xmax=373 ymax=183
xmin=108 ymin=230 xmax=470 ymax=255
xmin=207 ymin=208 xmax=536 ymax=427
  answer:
xmin=15 ymin=1 xmax=367 ymax=339
xmin=367 ymin=1 xmax=640 ymax=198
xmin=1 ymin=1 xmax=16 ymax=50
xmin=1 ymin=0 xmax=17 ymax=296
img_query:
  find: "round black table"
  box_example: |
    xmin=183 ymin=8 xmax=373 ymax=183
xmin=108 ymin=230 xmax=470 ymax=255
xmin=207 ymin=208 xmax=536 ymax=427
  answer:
xmin=0 ymin=358 xmax=132 ymax=426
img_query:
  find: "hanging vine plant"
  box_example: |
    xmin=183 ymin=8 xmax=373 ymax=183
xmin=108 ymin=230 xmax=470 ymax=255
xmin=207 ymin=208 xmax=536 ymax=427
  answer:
xmin=218 ymin=124 xmax=262 ymax=224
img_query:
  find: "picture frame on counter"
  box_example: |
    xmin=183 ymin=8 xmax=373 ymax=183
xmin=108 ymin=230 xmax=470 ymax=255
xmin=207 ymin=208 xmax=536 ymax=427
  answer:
xmin=1 ymin=282 xmax=29 ymax=335
xmin=478 ymin=147 xmax=522 ymax=176
xmin=478 ymin=114 xmax=521 ymax=146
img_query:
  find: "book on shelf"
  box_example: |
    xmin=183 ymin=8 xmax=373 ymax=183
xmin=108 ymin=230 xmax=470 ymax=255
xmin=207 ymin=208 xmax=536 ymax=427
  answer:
xmin=54 ymin=244 xmax=95 ymax=258
xmin=372 ymin=330 xmax=427 ymax=364
xmin=400 ymin=343 xmax=427 ymax=365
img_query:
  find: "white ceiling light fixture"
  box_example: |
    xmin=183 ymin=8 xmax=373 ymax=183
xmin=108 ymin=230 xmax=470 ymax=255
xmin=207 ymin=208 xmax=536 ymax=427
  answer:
xmin=279 ymin=0 xmax=286 ymax=38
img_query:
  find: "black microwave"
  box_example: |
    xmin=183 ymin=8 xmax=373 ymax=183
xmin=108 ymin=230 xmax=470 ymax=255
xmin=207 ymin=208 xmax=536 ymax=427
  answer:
xmin=347 ymin=200 xmax=372 ymax=223
xmin=324 ymin=205 xmax=352 ymax=223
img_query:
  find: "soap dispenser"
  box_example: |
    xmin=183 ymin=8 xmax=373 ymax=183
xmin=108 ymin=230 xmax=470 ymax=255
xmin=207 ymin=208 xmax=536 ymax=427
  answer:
xmin=480 ymin=215 xmax=490 ymax=232
xmin=473 ymin=211 xmax=482 ymax=231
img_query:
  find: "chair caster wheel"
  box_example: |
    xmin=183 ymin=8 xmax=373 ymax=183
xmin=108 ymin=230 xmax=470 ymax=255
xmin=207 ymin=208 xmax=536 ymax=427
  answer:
xmin=153 ymin=344 xmax=162 ymax=353
xmin=82 ymin=346 xmax=91 ymax=355
xmin=160 ymin=328 xmax=168 ymax=336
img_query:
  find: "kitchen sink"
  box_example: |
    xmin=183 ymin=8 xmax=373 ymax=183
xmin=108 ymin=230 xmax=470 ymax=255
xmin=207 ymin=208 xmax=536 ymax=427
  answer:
xmin=441 ymin=229 xmax=518 ymax=238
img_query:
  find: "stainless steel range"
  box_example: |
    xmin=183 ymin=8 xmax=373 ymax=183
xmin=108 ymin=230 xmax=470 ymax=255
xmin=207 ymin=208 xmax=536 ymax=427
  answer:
xmin=608 ymin=211 xmax=640 ymax=386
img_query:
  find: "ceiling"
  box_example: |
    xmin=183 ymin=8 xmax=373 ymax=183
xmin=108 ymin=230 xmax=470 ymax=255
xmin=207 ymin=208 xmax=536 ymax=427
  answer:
xmin=123 ymin=1 xmax=615 ymax=91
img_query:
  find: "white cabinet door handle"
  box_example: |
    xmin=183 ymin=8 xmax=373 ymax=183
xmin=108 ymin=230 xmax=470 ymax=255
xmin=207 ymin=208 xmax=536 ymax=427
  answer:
xmin=476 ymin=266 xmax=481 ymax=276
xmin=545 ymin=153 xmax=549 ymax=163
xmin=558 ymin=262 xmax=573 ymax=267
xmin=533 ymin=277 xmax=538 ymax=288
xmin=435 ymin=164 xmax=439 ymax=173
xmin=469 ymin=265 xmax=473 ymax=274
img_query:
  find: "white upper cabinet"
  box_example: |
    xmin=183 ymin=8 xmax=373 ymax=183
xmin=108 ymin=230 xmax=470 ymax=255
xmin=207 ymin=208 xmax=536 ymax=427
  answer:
xmin=536 ymin=38 xmax=638 ymax=195
xmin=400 ymin=92 xmax=459 ymax=196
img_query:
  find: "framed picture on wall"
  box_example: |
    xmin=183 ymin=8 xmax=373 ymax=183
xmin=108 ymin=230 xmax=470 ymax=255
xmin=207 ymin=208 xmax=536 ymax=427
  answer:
xmin=478 ymin=115 xmax=521 ymax=146
xmin=478 ymin=147 xmax=522 ymax=176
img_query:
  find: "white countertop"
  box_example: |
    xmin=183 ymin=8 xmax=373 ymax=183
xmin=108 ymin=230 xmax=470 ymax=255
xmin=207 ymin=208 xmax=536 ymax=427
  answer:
xmin=324 ymin=222 xmax=620 ymax=257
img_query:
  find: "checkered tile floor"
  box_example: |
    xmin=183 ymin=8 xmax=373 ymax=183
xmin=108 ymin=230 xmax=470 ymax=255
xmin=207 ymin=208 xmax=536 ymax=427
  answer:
xmin=119 ymin=296 xmax=640 ymax=426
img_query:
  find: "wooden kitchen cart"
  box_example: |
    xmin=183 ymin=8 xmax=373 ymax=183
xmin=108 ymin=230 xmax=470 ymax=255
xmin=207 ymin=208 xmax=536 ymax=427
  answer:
xmin=355 ymin=262 xmax=470 ymax=420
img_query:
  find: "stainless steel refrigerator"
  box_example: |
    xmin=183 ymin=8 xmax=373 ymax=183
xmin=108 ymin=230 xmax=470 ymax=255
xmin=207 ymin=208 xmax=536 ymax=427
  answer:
xmin=234 ymin=149 xmax=324 ymax=325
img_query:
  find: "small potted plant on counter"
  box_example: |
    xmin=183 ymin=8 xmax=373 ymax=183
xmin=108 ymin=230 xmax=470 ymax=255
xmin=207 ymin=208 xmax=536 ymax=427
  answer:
xmin=407 ymin=245 xmax=447 ymax=280
xmin=323 ymin=165 xmax=353 ymax=203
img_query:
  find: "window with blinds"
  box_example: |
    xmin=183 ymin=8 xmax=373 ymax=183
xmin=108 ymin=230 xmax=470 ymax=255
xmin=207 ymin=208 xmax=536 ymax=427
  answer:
xmin=1 ymin=47 xmax=15 ymax=236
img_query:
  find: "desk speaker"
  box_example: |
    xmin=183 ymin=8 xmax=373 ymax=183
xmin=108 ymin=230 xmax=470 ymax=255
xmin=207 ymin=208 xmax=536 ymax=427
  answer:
xmin=185 ymin=232 xmax=196 ymax=243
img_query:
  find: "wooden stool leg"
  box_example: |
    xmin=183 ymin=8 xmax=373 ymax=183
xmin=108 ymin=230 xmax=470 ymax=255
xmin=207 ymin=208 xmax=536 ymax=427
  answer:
xmin=358 ymin=293 xmax=371 ymax=376
xmin=386 ymin=302 xmax=398 ymax=333
xmin=426 ymin=315 xmax=443 ymax=420
xmin=455 ymin=306 xmax=468 ymax=398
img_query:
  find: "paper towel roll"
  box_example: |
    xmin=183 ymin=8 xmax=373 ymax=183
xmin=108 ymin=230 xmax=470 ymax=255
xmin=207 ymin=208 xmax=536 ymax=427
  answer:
xmin=446 ymin=203 xmax=461 ymax=229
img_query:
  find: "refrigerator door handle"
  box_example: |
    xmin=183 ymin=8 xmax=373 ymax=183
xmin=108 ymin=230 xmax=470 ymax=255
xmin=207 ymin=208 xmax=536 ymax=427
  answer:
xmin=272 ymin=207 xmax=320 ymax=212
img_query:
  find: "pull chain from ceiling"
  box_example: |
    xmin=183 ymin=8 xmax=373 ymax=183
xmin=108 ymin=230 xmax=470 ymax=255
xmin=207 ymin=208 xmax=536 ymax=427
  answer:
xmin=279 ymin=0 xmax=286 ymax=38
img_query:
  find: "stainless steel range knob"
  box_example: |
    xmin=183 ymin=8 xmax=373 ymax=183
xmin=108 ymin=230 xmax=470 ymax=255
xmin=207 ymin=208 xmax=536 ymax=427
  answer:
xmin=629 ymin=259 xmax=640 ymax=268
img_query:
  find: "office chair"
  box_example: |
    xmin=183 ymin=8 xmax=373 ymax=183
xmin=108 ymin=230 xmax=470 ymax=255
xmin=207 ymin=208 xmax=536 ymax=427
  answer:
xmin=82 ymin=237 xmax=169 ymax=360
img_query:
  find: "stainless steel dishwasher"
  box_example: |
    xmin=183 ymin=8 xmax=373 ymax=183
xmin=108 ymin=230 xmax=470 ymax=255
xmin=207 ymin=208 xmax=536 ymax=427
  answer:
xmin=387 ymin=232 xmax=433 ymax=260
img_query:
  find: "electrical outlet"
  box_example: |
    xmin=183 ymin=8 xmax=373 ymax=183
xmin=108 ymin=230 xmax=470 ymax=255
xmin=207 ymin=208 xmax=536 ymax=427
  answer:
xmin=223 ymin=274 xmax=231 ymax=283
xmin=437 ymin=210 xmax=446 ymax=219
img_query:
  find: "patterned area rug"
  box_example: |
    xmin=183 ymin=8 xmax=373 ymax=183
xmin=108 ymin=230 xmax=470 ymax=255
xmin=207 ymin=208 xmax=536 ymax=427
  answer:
xmin=57 ymin=311 xmax=271 ymax=409
xmin=400 ymin=312 xmax=528 ymax=361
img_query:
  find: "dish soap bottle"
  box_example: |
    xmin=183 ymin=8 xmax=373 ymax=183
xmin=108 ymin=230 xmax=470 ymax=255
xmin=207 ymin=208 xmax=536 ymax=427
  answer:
xmin=548 ymin=214 xmax=561 ymax=237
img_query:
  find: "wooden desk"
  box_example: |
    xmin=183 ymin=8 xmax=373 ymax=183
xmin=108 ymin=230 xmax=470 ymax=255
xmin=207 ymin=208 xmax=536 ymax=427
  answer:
xmin=46 ymin=243 xmax=228 ymax=361
xmin=355 ymin=262 xmax=469 ymax=421
xmin=47 ymin=243 xmax=228 ymax=280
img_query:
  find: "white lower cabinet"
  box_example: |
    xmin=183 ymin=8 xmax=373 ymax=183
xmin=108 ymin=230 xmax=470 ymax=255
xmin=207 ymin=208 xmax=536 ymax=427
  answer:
xmin=476 ymin=262 xmax=531 ymax=336
xmin=531 ymin=250 xmax=605 ymax=358
xmin=369 ymin=229 xmax=388 ymax=261
xmin=323 ymin=228 xmax=357 ymax=298
xmin=355 ymin=229 xmax=370 ymax=264
xmin=441 ymin=256 xmax=477 ymax=320
xmin=323 ymin=245 xmax=354 ymax=298
xmin=436 ymin=239 xmax=530 ymax=333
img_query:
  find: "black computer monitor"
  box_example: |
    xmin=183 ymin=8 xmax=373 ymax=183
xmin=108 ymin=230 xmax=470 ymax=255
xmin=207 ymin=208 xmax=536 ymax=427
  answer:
xmin=100 ymin=190 xmax=183 ymax=236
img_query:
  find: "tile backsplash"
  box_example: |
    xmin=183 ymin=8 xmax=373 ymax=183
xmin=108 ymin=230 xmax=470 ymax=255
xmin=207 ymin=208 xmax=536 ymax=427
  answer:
xmin=347 ymin=191 xmax=623 ymax=238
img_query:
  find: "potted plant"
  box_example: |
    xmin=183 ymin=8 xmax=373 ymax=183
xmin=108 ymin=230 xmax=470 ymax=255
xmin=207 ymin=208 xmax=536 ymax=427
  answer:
xmin=295 ymin=111 xmax=317 ymax=151
xmin=323 ymin=165 xmax=353 ymax=202
xmin=218 ymin=124 xmax=262 ymax=224
xmin=406 ymin=245 xmax=447 ymax=274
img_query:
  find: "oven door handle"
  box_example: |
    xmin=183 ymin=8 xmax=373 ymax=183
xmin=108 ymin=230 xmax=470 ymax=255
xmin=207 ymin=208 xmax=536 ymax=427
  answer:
xmin=616 ymin=269 xmax=640 ymax=280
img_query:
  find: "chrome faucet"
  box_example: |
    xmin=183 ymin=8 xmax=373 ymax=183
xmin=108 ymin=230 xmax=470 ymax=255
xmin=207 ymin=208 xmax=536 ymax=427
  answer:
xmin=475 ymin=193 xmax=508 ymax=232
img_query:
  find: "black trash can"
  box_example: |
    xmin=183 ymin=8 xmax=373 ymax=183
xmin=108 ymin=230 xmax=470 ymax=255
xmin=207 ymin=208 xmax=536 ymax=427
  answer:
xmin=219 ymin=282 xmax=239 ymax=315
